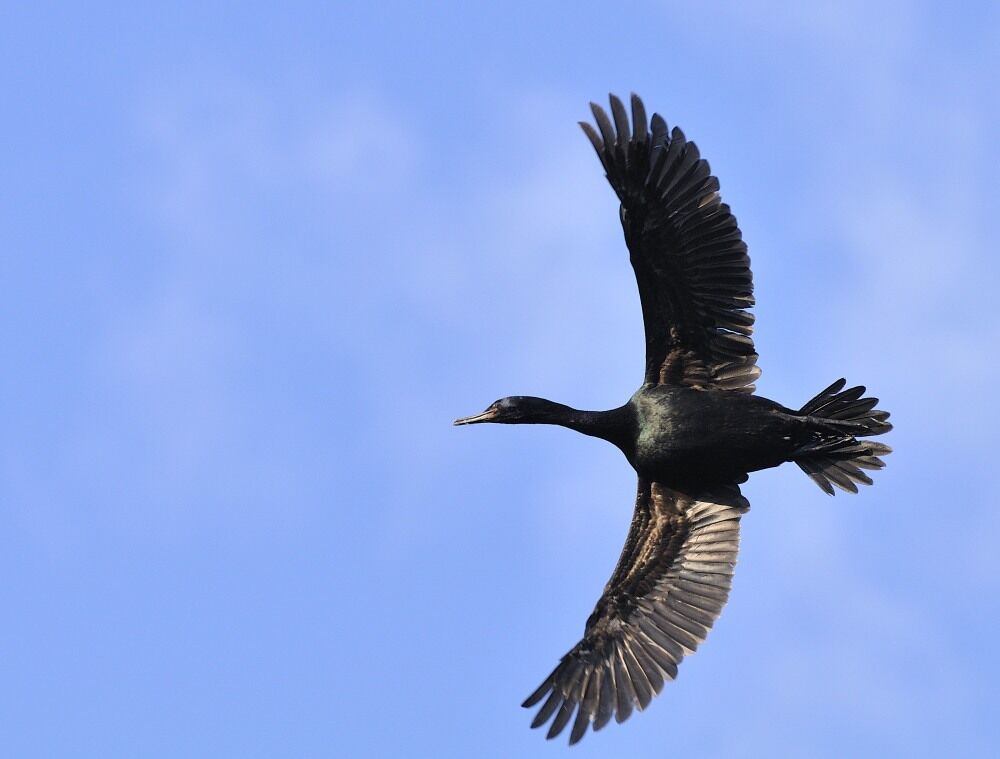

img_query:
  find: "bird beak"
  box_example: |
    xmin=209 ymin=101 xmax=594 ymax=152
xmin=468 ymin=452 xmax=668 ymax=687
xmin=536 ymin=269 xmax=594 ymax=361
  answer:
xmin=453 ymin=407 xmax=499 ymax=425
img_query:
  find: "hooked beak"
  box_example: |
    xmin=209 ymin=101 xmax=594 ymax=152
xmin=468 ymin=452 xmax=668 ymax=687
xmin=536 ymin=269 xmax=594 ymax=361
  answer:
xmin=453 ymin=407 xmax=499 ymax=426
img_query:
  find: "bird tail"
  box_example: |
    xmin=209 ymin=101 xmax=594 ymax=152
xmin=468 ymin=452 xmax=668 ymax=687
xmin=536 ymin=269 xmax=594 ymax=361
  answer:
xmin=793 ymin=379 xmax=892 ymax=495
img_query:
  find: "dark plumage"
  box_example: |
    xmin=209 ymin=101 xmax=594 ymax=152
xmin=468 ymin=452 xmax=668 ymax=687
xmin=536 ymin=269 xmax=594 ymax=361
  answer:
xmin=454 ymin=94 xmax=892 ymax=745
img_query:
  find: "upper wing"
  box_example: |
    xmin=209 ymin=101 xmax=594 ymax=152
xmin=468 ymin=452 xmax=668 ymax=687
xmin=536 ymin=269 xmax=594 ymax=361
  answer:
xmin=581 ymin=94 xmax=760 ymax=391
xmin=522 ymin=479 xmax=749 ymax=744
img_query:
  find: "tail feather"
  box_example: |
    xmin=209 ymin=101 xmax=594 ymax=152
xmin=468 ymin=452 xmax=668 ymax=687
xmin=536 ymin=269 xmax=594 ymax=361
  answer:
xmin=795 ymin=379 xmax=892 ymax=495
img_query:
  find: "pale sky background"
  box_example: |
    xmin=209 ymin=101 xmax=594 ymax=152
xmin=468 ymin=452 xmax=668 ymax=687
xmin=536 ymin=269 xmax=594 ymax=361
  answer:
xmin=2 ymin=2 xmax=998 ymax=757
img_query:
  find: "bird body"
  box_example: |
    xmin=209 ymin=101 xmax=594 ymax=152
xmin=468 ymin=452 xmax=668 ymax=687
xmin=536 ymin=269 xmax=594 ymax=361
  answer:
xmin=628 ymin=385 xmax=798 ymax=483
xmin=454 ymin=94 xmax=892 ymax=744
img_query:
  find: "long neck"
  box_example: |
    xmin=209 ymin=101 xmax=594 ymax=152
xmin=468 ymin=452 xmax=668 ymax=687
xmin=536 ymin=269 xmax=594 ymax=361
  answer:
xmin=521 ymin=398 xmax=633 ymax=449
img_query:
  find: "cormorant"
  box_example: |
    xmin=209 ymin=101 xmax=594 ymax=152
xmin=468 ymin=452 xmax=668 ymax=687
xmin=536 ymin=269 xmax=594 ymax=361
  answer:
xmin=454 ymin=94 xmax=891 ymax=745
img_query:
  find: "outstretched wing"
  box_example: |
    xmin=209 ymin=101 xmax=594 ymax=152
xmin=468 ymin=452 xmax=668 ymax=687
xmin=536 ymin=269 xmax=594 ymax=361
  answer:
xmin=522 ymin=480 xmax=749 ymax=744
xmin=580 ymin=94 xmax=760 ymax=391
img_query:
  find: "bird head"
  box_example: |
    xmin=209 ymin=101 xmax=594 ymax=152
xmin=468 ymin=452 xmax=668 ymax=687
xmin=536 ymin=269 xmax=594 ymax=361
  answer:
xmin=453 ymin=396 xmax=554 ymax=425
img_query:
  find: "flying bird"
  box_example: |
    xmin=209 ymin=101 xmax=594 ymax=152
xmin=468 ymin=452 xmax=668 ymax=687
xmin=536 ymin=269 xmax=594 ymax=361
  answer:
xmin=454 ymin=94 xmax=891 ymax=745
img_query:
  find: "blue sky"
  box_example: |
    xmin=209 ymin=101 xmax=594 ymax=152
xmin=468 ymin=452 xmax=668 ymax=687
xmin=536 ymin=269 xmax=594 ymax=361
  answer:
xmin=2 ymin=1 xmax=998 ymax=756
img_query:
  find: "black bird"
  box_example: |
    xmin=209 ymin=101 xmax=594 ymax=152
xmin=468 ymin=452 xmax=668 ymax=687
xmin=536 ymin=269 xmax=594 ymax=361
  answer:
xmin=454 ymin=94 xmax=891 ymax=745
